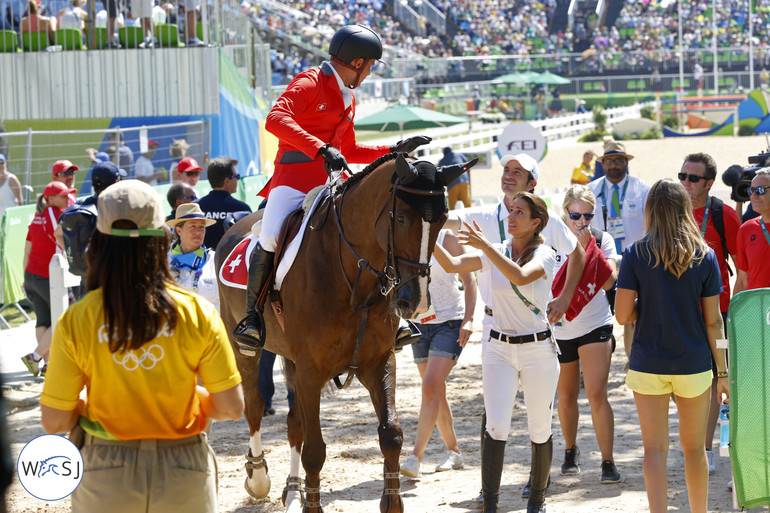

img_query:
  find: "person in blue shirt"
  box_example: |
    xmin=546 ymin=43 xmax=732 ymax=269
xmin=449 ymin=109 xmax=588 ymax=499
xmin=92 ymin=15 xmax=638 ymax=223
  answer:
xmin=615 ymin=178 xmax=728 ymax=513
xmin=195 ymin=157 xmax=251 ymax=250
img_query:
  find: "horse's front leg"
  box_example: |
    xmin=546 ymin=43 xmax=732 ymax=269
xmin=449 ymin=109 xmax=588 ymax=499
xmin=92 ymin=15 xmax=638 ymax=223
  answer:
xmin=237 ymin=350 xmax=271 ymax=499
xmin=295 ymin=369 xmax=326 ymax=513
xmin=358 ymin=350 xmax=404 ymax=513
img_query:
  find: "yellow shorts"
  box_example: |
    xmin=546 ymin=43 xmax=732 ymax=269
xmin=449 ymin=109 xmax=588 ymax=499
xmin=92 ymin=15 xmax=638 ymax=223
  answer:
xmin=625 ymin=369 xmax=713 ymax=398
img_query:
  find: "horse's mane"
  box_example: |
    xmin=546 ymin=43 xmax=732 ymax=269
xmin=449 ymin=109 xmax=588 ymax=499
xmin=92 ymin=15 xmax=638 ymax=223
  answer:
xmin=338 ymin=152 xmax=400 ymax=193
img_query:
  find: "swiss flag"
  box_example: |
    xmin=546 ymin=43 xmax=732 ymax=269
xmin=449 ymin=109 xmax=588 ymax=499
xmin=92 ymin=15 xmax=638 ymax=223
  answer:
xmin=219 ymin=236 xmax=257 ymax=290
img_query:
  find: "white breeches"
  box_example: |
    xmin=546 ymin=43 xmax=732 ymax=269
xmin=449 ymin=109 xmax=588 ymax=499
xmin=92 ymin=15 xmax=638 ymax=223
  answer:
xmin=482 ymin=337 xmax=560 ymax=444
xmin=258 ymin=186 xmax=307 ymax=252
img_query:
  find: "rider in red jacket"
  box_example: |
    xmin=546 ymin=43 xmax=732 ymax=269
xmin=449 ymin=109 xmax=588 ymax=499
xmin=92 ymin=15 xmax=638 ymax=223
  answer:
xmin=233 ymin=25 xmax=430 ymax=356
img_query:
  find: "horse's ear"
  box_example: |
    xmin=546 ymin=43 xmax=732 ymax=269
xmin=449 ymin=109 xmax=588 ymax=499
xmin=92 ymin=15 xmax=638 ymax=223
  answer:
xmin=438 ymin=158 xmax=479 ymax=187
xmin=395 ymin=153 xmax=418 ymax=185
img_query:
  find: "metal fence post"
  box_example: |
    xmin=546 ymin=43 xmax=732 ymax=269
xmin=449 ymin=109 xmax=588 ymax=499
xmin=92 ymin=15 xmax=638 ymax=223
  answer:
xmin=23 ymin=128 xmax=33 ymax=204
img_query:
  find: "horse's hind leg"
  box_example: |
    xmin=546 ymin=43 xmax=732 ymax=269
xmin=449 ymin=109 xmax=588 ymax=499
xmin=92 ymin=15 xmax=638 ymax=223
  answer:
xmin=283 ymin=360 xmax=304 ymax=513
xmin=239 ymin=351 xmax=271 ymax=499
xmin=358 ymin=351 xmax=404 ymax=513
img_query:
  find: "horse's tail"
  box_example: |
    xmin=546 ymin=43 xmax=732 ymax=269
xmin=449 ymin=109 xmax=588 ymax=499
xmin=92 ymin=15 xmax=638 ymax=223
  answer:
xmin=281 ymin=357 xmax=296 ymax=397
xmin=280 ymin=358 xmax=337 ymax=397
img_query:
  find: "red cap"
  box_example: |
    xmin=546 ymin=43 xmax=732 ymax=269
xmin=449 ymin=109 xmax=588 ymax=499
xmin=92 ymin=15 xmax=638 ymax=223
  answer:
xmin=52 ymin=159 xmax=79 ymax=176
xmin=148 ymin=139 xmax=160 ymax=148
xmin=44 ymin=181 xmax=77 ymax=198
xmin=177 ymin=157 xmax=203 ymax=173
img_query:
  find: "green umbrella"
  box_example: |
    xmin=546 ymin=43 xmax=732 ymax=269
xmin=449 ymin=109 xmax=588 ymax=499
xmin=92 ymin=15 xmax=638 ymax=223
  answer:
xmin=355 ymin=104 xmax=467 ymax=138
xmin=492 ymin=71 xmax=541 ymax=84
xmin=530 ymin=71 xmax=571 ymax=85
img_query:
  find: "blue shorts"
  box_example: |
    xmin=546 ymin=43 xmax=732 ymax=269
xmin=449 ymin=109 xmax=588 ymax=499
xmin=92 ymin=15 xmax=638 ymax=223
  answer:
xmin=410 ymin=319 xmax=464 ymax=364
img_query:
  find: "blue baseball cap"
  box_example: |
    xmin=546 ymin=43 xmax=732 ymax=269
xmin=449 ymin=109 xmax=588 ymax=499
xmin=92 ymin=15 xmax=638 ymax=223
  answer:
xmin=92 ymin=161 xmax=127 ymax=185
xmin=95 ymin=152 xmax=110 ymax=163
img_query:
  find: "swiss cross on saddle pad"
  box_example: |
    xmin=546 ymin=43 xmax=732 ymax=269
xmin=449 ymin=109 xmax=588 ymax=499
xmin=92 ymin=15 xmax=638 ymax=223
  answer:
xmin=219 ymin=234 xmax=260 ymax=289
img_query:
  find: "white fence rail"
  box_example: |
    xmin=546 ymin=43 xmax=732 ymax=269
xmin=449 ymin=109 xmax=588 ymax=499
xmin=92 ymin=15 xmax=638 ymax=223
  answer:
xmin=413 ymin=102 xmax=651 ymax=165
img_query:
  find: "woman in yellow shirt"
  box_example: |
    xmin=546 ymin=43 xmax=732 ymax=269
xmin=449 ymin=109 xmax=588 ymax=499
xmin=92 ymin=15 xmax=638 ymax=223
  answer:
xmin=40 ymin=180 xmax=244 ymax=513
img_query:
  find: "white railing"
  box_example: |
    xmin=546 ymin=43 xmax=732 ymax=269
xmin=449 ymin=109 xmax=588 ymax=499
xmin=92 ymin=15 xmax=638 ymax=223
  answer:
xmin=409 ymin=102 xmax=651 ymax=164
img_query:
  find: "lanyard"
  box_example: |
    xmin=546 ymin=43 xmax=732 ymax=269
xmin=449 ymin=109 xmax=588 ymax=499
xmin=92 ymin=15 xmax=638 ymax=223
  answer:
xmin=761 ymin=218 xmax=770 ymax=247
xmin=504 ymin=246 xmax=542 ymax=315
xmin=599 ymin=177 xmax=630 ymax=217
xmin=699 ymin=195 xmax=711 ymax=237
xmin=497 ymin=203 xmax=506 ymax=243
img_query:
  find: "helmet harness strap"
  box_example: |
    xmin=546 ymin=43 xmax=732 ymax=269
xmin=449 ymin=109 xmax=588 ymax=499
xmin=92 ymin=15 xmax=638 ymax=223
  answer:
xmin=331 ymin=56 xmax=367 ymax=89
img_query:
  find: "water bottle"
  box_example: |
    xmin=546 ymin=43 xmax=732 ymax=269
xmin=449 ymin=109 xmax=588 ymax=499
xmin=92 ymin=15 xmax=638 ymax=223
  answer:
xmin=719 ymin=404 xmax=730 ymax=457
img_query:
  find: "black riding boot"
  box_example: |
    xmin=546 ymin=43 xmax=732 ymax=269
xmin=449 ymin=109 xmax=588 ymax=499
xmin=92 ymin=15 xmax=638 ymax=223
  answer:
xmin=232 ymin=243 xmax=275 ymax=356
xmin=473 ymin=412 xmax=488 ymax=508
xmin=481 ymin=431 xmax=506 ymax=513
xmin=394 ymin=320 xmax=422 ymax=353
xmin=526 ymin=436 xmax=553 ymax=513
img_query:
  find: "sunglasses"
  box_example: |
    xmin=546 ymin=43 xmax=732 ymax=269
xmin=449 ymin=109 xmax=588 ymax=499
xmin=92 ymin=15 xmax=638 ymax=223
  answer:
xmin=678 ymin=172 xmax=707 ymax=183
xmin=228 ymin=174 xmax=241 ymax=180
xmin=749 ymin=185 xmax=767 ymax=196
xmin=181 ymin=170 xmax=201 ymax=177
xmin=180 ymin=194 xmax=198 ymax=201
xmin=568 ymin=212 xmax=594 ymax=221
xmin=57 ymin=170 xmax=77 ymax=176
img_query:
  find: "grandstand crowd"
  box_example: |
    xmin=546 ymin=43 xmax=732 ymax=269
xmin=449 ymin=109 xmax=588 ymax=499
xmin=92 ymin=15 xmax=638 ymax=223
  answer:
xmin=4 ymin=0 xmax=769 ymax=79
xmin=258 ymin=0 xmax=770 ymax=81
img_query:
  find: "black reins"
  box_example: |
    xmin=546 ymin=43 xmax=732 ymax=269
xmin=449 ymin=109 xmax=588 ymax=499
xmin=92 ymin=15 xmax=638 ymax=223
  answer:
xmin=328 ymin=173 xmax=445 ymax=389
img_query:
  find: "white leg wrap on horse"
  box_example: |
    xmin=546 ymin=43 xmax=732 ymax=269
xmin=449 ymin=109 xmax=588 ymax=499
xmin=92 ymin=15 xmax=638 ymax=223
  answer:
xmin=283 ymin=447 xmax=303 ymax=513
xmin=289 ymin=446 xmax=301 ymax=477
xmin=416 ymin=220 xmax=431 ymax=313
xmin=245 ymin=432 xmax=271 ymax=499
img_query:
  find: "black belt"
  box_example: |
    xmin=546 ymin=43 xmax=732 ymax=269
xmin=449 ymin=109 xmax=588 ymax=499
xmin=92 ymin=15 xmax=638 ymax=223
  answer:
xmin=484 ymin=306 xmax=493 ymax=317
xmin=490 ymin=329 xmax=551 ymax=345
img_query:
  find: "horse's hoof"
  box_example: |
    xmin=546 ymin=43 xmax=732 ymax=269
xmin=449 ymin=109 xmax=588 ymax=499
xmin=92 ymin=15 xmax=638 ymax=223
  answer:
xmin=244 ymin=474 xmax=271 ymax=499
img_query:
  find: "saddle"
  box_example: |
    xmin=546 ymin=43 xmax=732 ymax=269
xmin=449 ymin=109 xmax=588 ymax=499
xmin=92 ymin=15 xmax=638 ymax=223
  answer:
xmin=256 ymin=190 xmax=332 ymax=331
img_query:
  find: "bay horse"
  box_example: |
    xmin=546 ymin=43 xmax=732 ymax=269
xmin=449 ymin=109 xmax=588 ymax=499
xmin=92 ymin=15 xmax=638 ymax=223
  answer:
xmin=215 ymin=153 xmax=475 ymax=513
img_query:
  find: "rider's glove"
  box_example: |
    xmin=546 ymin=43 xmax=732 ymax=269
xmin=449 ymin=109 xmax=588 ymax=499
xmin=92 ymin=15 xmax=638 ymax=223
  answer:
xmin=390 ymin=136 xmax=432 ymax=154
xmin=317 ymin=145 xmax=351 ymax=176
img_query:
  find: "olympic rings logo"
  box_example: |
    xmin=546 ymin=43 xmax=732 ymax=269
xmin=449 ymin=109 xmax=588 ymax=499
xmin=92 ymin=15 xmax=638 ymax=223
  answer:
xmin=112 ymin=345 xmax=165 ymax=371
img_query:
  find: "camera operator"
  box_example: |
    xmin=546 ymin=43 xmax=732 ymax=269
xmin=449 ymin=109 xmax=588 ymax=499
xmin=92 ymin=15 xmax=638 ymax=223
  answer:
xmin=734 ymin=168 xmax=770 ymax=294
xmin=722 ymin=148 xmax=770 ymax=222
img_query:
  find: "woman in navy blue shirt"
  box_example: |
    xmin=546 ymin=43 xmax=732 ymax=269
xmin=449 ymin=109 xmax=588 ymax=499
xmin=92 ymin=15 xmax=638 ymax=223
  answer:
xmin=615 ymin=179 xmax=728 ymax=513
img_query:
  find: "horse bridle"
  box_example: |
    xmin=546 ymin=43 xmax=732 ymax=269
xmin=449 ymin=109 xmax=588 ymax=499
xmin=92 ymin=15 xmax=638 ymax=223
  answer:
xmin=328 ymin=174 xmax=445 ymax=389
xmin=334 ymin=176 xmax=444 ymax=311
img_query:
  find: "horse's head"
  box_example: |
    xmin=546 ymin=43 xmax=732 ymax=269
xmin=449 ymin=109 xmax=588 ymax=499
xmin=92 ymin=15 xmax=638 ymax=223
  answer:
xmin=380 ymin=153 xmax=477 ymax=319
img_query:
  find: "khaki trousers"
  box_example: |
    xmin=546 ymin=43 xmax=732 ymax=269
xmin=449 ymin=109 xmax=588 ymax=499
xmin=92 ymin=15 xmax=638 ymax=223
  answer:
xmin=72 ymin=433 xmax=218 ymax=513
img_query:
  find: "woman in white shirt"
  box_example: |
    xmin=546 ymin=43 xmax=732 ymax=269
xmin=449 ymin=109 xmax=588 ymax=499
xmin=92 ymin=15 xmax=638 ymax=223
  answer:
xmin=167 ymin=203 xmax=219 ymax=311
xmin=434 ymin=191 xmax=557 ymax=513
xmin=552 ymin=185 xmax=620 ymax=483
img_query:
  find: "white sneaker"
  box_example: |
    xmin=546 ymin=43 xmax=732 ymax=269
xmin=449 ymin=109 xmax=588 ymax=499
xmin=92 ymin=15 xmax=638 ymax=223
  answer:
xmin=401 ymin=454 xmax=422 ymax=478
xmin=706 ymin=449 xmax=715 ymax=474
xmin=727 ymin=479 xmax=733 ymax=491
xmin=435 ymin=451 xmax=464 ymax=472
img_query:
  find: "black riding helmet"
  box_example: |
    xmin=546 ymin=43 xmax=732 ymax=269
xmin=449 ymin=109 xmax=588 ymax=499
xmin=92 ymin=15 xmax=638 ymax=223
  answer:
xmin=329 ymin=25 xmax=383 ymax=89
xmin=329 ymin=24 xmax=383 ymax=63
